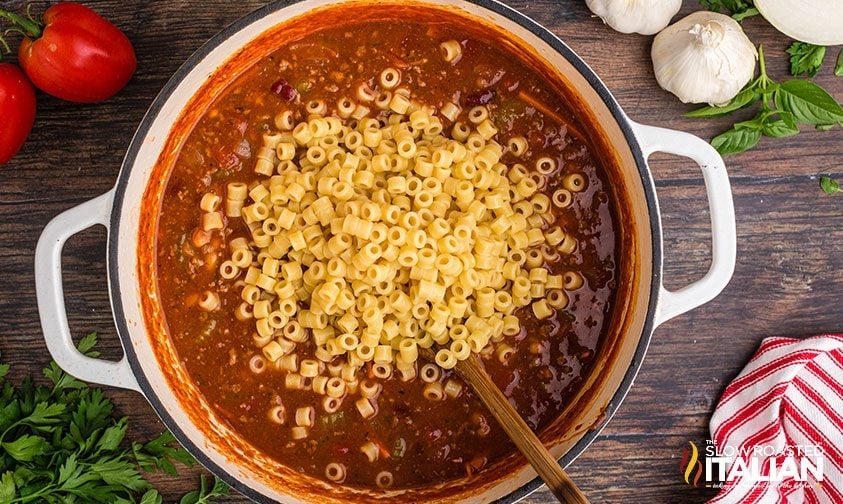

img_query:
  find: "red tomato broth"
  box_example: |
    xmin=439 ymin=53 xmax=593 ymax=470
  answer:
xmin=145 ymin=2 xmax=622 ymax=497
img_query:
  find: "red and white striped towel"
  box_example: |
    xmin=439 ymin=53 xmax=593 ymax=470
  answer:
xmin=708 ymin=335 xmax=843 ymax=504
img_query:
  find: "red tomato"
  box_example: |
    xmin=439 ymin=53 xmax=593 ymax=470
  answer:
xmin=0 ymin=63 xmax=37 ymax=164
xmin=16 ymin=2 xmax=136 ymax=102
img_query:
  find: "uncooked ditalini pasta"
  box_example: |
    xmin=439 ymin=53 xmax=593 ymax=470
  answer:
xmin=325 ymin=463 xmax=346 ymax=483
xmin=194 ymin=68 xmax=593 ymax=440
xmin=154 ymin=8 xmax=621 ymax=490
xmin=439 ymin=40 xmax=462 ymax=63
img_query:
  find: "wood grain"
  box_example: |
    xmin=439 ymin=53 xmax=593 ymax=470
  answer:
xmin=1 ymin=1 xmax=841 ymax=503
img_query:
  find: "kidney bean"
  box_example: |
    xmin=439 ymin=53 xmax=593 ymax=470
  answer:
xmin=463 ymin=89 xmax=495 ymax=107
xmin=270 ymin=78 xmax=297 ymax=102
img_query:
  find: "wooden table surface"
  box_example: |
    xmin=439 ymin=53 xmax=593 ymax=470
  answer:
xmin=2 ymin=0 xmax=841 ymax=502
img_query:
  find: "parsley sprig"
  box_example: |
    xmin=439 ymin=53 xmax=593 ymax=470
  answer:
xmin=700 ymin=0 xmax=759 ymax=21
xmin=0 ymin=333 xmax=229 ymax=503
xmin=785 ymin=42 xmax=843 ymax=78
xmin=178 ymin=475 xmax=231 ymax=504
xmin=786 ymin=42 xmax=827 ymax=78
xmin=685 ymin=46 xmax=843 ymax=155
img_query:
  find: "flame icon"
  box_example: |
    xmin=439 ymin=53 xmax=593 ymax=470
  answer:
xmin=680 ymin=441 xmax=704 ymax=487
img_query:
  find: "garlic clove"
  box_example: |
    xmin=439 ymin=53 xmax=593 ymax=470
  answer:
xmin=586 ymin=0 xmax=682 ymax=35
xmin=652 ymin=11 xmax=757 ymax=106
xmin=755 ymin=0 xmax=843 ymax=46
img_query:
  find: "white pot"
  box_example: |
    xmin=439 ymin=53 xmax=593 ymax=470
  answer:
xmin=34 ymin=0 xmax=736 ymax=502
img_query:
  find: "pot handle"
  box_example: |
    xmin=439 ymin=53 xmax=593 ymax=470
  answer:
xmin=34 ymin=190 xmax=141 ymax=393
xmin=631 ymin=122 xmax=736 ymax=328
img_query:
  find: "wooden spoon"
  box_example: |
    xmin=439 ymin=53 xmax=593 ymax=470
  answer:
xmin=419 ymin=347 xmax=589 ymax=504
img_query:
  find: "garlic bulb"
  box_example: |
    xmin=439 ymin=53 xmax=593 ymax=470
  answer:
xmin=755 ymin=0 xmax=843 ymax=46
xmin=586 ymin=0 xmax=682 ymax=35
xmin=652 ymin=11 xmax=757 ymax=106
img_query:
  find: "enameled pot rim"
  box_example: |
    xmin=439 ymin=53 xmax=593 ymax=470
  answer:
xmin=108 ymin=1 xmax=662 ymax=501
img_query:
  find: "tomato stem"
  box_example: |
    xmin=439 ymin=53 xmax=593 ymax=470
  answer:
xmin=0 ymin=8 xmax=43 ymax=39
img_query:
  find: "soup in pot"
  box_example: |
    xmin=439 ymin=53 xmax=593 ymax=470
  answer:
xmin=152 ymin=4 xmax=618 ymax=492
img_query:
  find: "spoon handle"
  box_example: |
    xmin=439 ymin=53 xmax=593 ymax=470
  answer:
xmin=457 ymin=357 xmax=590 ymax=504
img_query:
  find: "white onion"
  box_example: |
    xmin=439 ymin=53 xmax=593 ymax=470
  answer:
xmin=755 ymin=0 xmax=843 ymax=46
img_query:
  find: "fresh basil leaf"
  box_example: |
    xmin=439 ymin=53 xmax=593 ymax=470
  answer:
xmin=761 ymin=111 xmax=799 ymax=137
xmin=820 ymin=176 xmax=841 ymax=194
xmin=684 ymin=87 xmax=757 ymax=118
xmin=762 ymin=121 xmax=799 ymax=137
xmin=835 ymin=50 xmax=843 ymax=77
xmin=711 ymin=127 xmax=762 ymax=155
xmin=816 ymin=123 xmax=837 ymax=131
xmin=786 ymin=42 xmax=826 ymax=77
xmin=775 ymin=80 xmax=843 ymax=125
xmin=734 ymin=117 xmax=764 ymax=130
xmin=759 ymin=81 xmax=780 ymax=98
